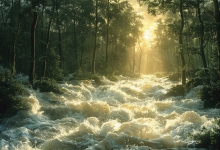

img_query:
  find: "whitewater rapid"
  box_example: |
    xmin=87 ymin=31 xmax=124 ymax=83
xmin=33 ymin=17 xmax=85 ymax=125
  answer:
xmin=0 ymin=75 xmax=219 ymax=150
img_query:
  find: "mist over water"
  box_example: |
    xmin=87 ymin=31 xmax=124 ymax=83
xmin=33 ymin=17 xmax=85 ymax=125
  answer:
xmin=0 ymin=75 xmax=219 ymax=150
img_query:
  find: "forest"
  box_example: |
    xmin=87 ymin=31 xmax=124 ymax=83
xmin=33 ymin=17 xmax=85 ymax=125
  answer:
xmin=0 ymin=0 xmax=219 ymax=84
xmin=0 ymin=0 xmax=220 ymax=149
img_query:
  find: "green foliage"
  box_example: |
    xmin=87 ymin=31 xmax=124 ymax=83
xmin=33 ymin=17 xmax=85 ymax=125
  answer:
xmin=215 ymin=102 xmax=220 ymax=109
xmin=194 ymin=68 xmax=218 ymax=83
xmin=0 ymin=69 xmax=13 ymax=82
xmin=0 ymin=80 xmax=29 ymax=118
xmin=72 ymin=70 xmax=103 ymax=85
xmin=92 ymin=75 xmax=102 ymax=85
xmin=193 ymin=118 xmax=220 ymax=149
xmin=167 ymin=72 xmax=181 ymax=81
xmin=185 ymin=78 xmax=203 ymax=91
xmin=106 ymin=74 xmax=119 ymax=82
xmin=33 ymin=78 xmax=63 ymax=94
xmin=154 ymin=72 xmax=169 ymax=78
xmin=198 ymin=82 xmax=220 ymax=108
xmin=72 ymin=69 xmax=93 ymax=80
xmin=165 ymin=84 xmax=185 ymax=97
xmin=124 ymin=73 xmax=141 ymax=78
xmin=43 ymin=49 xmax=64 ymax=81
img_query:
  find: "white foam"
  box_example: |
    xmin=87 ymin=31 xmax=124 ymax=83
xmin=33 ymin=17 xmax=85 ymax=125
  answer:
xmin=0 ymin=74 xmax=218 ymax=149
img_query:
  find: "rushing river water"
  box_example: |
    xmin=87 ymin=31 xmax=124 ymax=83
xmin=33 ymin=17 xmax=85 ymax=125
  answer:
xmin=0 ymin=74 xmax=219 ymax=150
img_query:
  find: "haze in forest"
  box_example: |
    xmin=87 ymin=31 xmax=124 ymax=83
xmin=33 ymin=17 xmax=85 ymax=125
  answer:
xmin=0 ymin=0 xmax=219 ymax=149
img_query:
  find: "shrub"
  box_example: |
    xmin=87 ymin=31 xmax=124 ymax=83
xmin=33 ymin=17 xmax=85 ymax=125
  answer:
xmin=72 ymin=69 xmax=93 ymax=80
xmin=193 ymin=118 xmax=220 ymax=149
xmin=198 ymin=82 xmax=220 ymax=108
xmin=0 ymin=80 xmax=29 ymax=118
xmin=154 ymin=72 xmax=169 ymax=78
xmin=185 ymin=78 xmax=204 ymax=91
xmin=164 ymin=85 xmax=185 ymax=97
xmin=106 ymin=74 xmax=119 ymax=82
xmin=167 ymin=72 xmax=181 ymax=81
xmin=33 ymin=78 xmax=63 ymax=94
xmin=195 ymin=68 xmax=219 ymax=83
xmin=92 ymin=75 xmax=102 ymax=85
xmin=72 ymin=70 xmax=103 ymax=85
xmin=124 ymin=73 xmax=141 ymax=78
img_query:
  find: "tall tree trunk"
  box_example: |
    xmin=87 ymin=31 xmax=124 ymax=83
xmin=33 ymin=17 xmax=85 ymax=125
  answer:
xmin=212 ymin=0 xmax=220 ymax=79
xmin=1 ymin=5 xmax=10 ymax=67
xmin=41 ymin=5 xmax=45 ymax=54
xmin=179 ymin=0 xmax=186 ymax=85
xmin=56 ymin=1 xmax=63 ymax=68
xmin=42 ymin=19 xmax=52 ymax=78
xmin=29 ymin=7 xmax=38 ymax=85
xmin=11 ymin=0 xmax=21 ymax=76
xmin=73 ymin=9 xmax=78 ymax=69
xmin=112 ymin=38 xmax=117 ymax=73
xmin=79 ymin=37 xmax=84 ymax=69
xmin=105 ymin=0 xmax=110 ymax=69
xmin=137 ymin=36 xmax=142 ymax=74
xmin=197 ymin=0 xmax=210 ymax=84
xmin=133 ymin=46 xmax=135 ymax=74
xmin=92 ymin=0 xmax=98 ymax=74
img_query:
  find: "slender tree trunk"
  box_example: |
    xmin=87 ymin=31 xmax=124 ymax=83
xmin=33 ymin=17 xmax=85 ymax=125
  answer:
xmin=11 ymin=0 xmax=21 ymax=76
xmin=1 ymin=7 xmax=10 ymax=67
xmin=11 ymin=19 xmax=20 ymax=76
xmin=105 ymin=0 xmax=110 ymax=69
xmin=79 ymin=38 xmax=84 ymax=69
xmin=92 ymin=0 xmax=98 ymax=74
xmin=213 ymin=0 xmax=220 ymax=79
xmin=29 ymin=7 xmax=38 ymax=85
xmin=41 ymin=5 xmax=45 ymax=54
xmin=112 ymin=39 xmax=117 ymax=73
xmin=42 ymin=19 xmax=52 ymax=78
xmin=58 ymin=28 xmax=63 ymax=67
xmin=73 ymin=9 xmax=78 ymax=69
xmin=133 ymin=46 xmax=135 ymax=74
xmin=179 ymin=0 xmax=186 ymax=85
xmin=197 ymin=0 xmax=210 ymax=84
xmin=56 ymin=1 xmax=63 ymax=68
xmin=138 ymin=36 xmax=142 ymax=74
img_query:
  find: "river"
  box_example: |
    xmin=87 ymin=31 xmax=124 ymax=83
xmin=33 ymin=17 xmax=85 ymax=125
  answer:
xmin=0 ymin=74 xmax=219 ymax=149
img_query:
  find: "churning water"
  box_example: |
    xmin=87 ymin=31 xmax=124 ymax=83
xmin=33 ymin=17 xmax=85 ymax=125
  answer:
xmin=0 ymin=74 xmax=219 ymax=150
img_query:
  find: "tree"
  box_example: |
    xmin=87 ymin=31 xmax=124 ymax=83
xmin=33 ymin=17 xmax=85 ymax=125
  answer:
xmin=138 ymin=0 xmax=187 ymax=84
xmin=92 ymin=0 xmax=98 ymax=74
xmin=105 ymin=0 xmax=110 ymax=69
xmin=212 ymin=0 xmax=220 ymax=79
xmin=29 ymin=2 xmax=38 ymax=85
xmin=196 ymin=0 xmax=210 ymax=84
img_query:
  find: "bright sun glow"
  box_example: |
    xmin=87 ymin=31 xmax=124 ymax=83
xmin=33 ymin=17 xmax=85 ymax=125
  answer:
xmin=144 ymin=30 xmax=151 ymax=40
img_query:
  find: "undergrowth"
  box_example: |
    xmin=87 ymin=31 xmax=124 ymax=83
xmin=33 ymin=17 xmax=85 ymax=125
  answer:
xmin=192 ymin=118 xmax=220 ymax=149
xmin=33 ymin=77 xmax=63 ymax=94
xmin=0 ymin=70 xmax=29 ymax=118
xmin=198 ymin=81 xmax=220 ymax=108
xmin=164 ymin=84 xmax=185 ymax=97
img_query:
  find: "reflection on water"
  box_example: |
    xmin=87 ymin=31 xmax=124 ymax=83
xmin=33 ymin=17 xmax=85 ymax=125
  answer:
xmin=0 ymin=75 xmax=219 ymax=150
